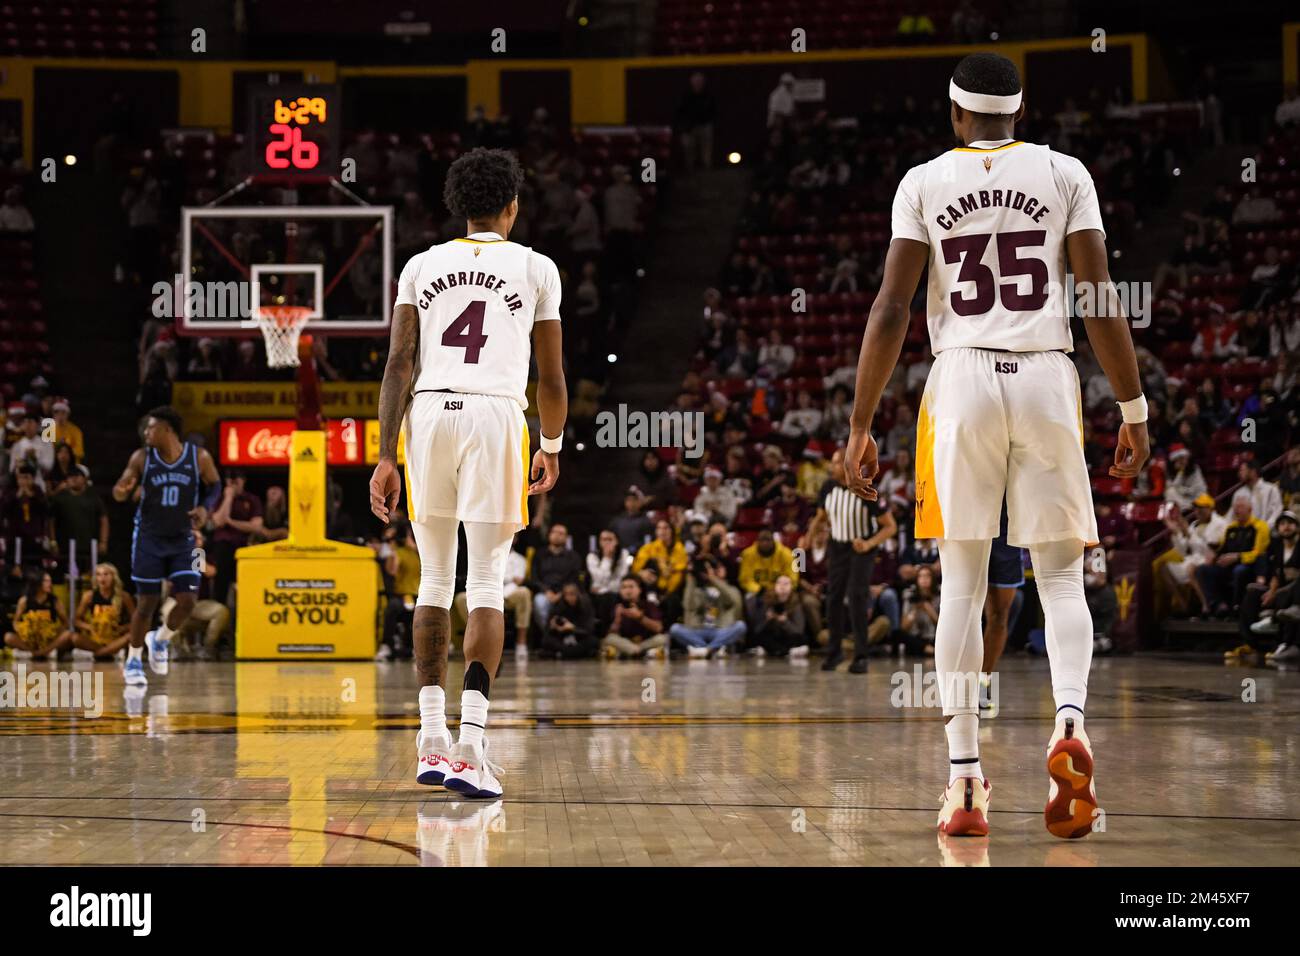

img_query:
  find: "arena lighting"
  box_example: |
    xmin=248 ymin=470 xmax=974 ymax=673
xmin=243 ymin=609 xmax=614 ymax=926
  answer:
xmin=727 ymin=151 xmax=742 ymax=164
xmin=607 ymin=353 xmax=617 ymax=363
xmin=1173 ymin=167 xmax=1181 ymax=176
xmin=575 ymin=442 xmax=586 ymax=452
xmin=63 ymin=154 xmax=76 ymax=165
xmin=578 ymin=16 xmax=589 ymax=26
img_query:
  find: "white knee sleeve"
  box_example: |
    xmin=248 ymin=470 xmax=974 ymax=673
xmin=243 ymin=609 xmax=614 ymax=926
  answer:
xmin=463 ymin=522 xmax=517 ymax=612
xmin=935 ymin=539 xmax=991 ymax=717
xmin=1028 ymin=539 xmax=1092 ymax=714
xmin=411 ymin=516 xmax=459 ymax=609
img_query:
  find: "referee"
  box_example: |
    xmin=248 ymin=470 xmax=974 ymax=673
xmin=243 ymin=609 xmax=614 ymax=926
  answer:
xmin=817 ymin=448 xmax=897 ymax=672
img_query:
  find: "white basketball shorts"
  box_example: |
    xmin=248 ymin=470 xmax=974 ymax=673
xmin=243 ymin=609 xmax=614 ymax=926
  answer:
xmin=403 ymin=390 xmax=530 ymax=531
xmin=913 ymin=347 xmax=1098 ymax=548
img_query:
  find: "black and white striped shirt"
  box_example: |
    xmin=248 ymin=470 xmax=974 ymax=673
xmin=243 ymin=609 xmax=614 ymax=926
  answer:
xmin=818 ymin=479 xmax=882 ymax=543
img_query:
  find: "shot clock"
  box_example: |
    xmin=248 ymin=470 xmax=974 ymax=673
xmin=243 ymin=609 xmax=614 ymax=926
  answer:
xmin=247 ymin=84 xmax=340 ymax=179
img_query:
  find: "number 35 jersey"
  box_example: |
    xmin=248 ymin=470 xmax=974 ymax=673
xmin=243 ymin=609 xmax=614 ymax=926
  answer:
xmin=396 ymin=232 xmax=562 ymax=409
xmin=890 ymin=139 xmax=1104 ymax=354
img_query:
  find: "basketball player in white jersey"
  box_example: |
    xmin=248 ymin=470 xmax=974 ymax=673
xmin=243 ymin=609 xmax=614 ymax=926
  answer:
xmin=370 ymin=148 xmax=567 ymax=799
xmin=844 ymin=54 xmax=1149 ymax=838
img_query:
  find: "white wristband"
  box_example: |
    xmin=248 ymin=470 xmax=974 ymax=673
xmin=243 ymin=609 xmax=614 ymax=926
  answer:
xmin=539 ymin=431 xmax=562 ymax=454
xmin=1117 ymin=395 xmax=1148 ymax=424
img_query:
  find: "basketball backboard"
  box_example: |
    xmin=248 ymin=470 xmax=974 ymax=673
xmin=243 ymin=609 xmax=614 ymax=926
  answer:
xmin=176 ymin=205 xmax=393 ymax=337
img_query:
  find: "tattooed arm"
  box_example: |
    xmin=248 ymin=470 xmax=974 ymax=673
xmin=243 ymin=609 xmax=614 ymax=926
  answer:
xmin=369 ymin=303 xmax=419 ymax=523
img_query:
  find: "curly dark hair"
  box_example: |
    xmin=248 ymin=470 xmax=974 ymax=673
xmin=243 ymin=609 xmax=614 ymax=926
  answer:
xmin=443 ymin=147 xmax=525 ymax=221
xmin=145 ymin=405 xmax=184 ymax=438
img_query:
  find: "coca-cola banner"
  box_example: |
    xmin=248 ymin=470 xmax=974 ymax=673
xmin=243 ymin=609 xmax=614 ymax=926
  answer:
xmin=218 ymin=418 xmax=402 ymax=466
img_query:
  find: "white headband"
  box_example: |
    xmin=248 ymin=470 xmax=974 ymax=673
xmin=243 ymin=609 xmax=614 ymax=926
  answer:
xmin=949 ymin=78 xmax=1022 ymax=114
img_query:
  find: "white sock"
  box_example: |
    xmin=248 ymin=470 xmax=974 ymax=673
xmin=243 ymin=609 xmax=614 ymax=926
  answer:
xmin=127 ymin=645 xmax=143 ymax=662
xmin=418 ymin=685 xmax=448 ymax=738
xmin=458 ymin=690 xmax=489 ymax=751
xmin=946 ymin=714 xmax=982 ymax=784
xmin=1056 ymin=705 xmax=1085 ymax=735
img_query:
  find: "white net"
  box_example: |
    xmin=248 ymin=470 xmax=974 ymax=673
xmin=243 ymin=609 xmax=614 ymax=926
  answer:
xmin=253 ymin=306 xmax=313 ymax=368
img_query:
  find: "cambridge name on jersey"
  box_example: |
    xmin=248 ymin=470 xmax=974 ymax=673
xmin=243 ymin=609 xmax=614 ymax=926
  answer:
xmin=891 ymin=139 xmax=1105 ymax=353
xmin=396 ymin=232 xmax=562 ymax=409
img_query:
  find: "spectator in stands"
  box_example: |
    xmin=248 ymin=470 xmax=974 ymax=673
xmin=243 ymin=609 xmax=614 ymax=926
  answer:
xmin=1196 ymin=489 xmax=1270 ymax=618
xmin=1238 ymin=510 xmax=1300 ymax=661
xmin=1238 ymin=458 xmax=1283 ymax=527
xmin=3 ymin=570 xmax=68 ymax=660
xmin=601 ymin=575 xmax=667 ymax=659
xmin=768 ymin=478 xmax=812 ymax=531
xmin=821 ymin=385 xmax=852 ymax=443
xmin=68 ymin=562 xmax=134 ymax=661
xmin=50 ymin=399 xmax=84 ymax=462
xmin=898 ymin=565 xmax=940 ymax=656
xmin=1231 ymin=187 xmax=1280 ymax=227
xmin=185 ymin=338 xmax=223 ymax=380
xmin=603 ymin=165 xmax=642 ymax=277
xmin=587 ymin=528 xmax=633 ymax=625
xmin=757 ymin=329 xmax=795 ymax=377
xmin=633 ymin=518 xmax=688 ymax=597
xmin=1191 ymin=312 xmax=1241 ymax=362
xmin=1280 ymin=447 xmax=1300 ymax=511
xmin=1085 ymin=557 xmax=1118 ymax=654
xmin=767 ymin=73 xmax=797 ymax=129
xmin=738 ymin=527 xmax=798 ymax=597
xmin=823 ymin=347 xmax=858 ymax=394
xmin=669 ymin=556 xmax=746 ymax=658
xmin=796 ymin=443 xmax=833 ymax=500
xmin=8 ymin=414 xmax=53 ymax=481
xmin=251 ymin=485 xmax=289 ymax=542
xmin=745 ymin=574 xmax=810 ymax=658
xmin=2 ymin=464 xmax=49 ymax=568
xmin=1277 ymin=88 xmax=1300 ymax=127
xmin=1164 ymin=445 xmax=1208 ymax=510
xmin=47 ymin=464 xmax=106 ymax=576
xmin=610 ymin=487 xmax=654 ymax=551
xmin=879 ymin=448 xmax=916 ymax=504
xmin=778 ymin=390 xmax=822 ymax=439
xmin=376 ymin=522 xmax=420 ymax=661
xmin=541 ymin=581 xmax=598 ymax=660
xmin=675 ymin=72 xmax=716 ymax=172
xmin=636 ymin=450 xmax=674 ymax=508
xmin=750 ymin=445 xmax=794 ymax=505
xmin=530 ymin=522 xmax=585 ymax=633
xmin=0 ymin=186 xmax=34 ymax=233
xmin=694 ymin=466 xmax=740 ymax=525
xmin=46 ymin=442 xmax=79 ymax=495
xmin=569 ymin=187 xmax=602 ymax=257
xmin=883 ymin=403 xmax=915 ymax=455
xmin=209 ymin=470 xmax=264 ymax=606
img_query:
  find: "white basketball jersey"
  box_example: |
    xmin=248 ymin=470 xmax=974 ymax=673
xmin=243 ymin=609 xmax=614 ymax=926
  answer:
xmin=396 ymin=232 xmax=562 ymax=408
xmin=891 ymin=139 xmax=1104 ymax=353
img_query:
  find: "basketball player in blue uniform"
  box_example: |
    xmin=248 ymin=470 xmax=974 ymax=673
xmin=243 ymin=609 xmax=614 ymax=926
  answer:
xmin=112 ymin=406 xmax=222 ymax=687
xmin=980 ymin=500 xmax=1024 ymax=716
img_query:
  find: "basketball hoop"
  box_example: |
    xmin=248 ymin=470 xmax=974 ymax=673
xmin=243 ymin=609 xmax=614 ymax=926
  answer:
xmin=253 ymin=305 xmax=313 ymax=368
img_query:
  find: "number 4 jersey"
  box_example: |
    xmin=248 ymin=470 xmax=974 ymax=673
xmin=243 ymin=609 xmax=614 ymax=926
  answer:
xmin=396 ymin=232 xmax=562 ymax=408
xmin=890 ymin=139 xmax=1104 ymax=353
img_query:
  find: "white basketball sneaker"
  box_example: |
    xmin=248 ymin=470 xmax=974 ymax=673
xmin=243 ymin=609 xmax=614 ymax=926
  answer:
xmin=145 ymin=629 xmax=170 ymax=675
xmin=123 ymin=654 xmax=148 ymax=686
xmin=1044 ymin=716 xmax=1098 ymax=839
xmin=937 ymin=777 xmax=992 ymax=836
xmin=416 ymin=728 xmax=454 ymax=786
xmin=443 ymin=738 xmax=504 ymax=799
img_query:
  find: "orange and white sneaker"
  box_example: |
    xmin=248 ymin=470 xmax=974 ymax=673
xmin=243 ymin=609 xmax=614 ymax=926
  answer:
xmin=416 ymin=729 xmax=453 ymax=786
xmin=1044 ymin=716 xmax=1098 ymax=839
xmin=937 ymin=777 xmax=991 ymax=836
